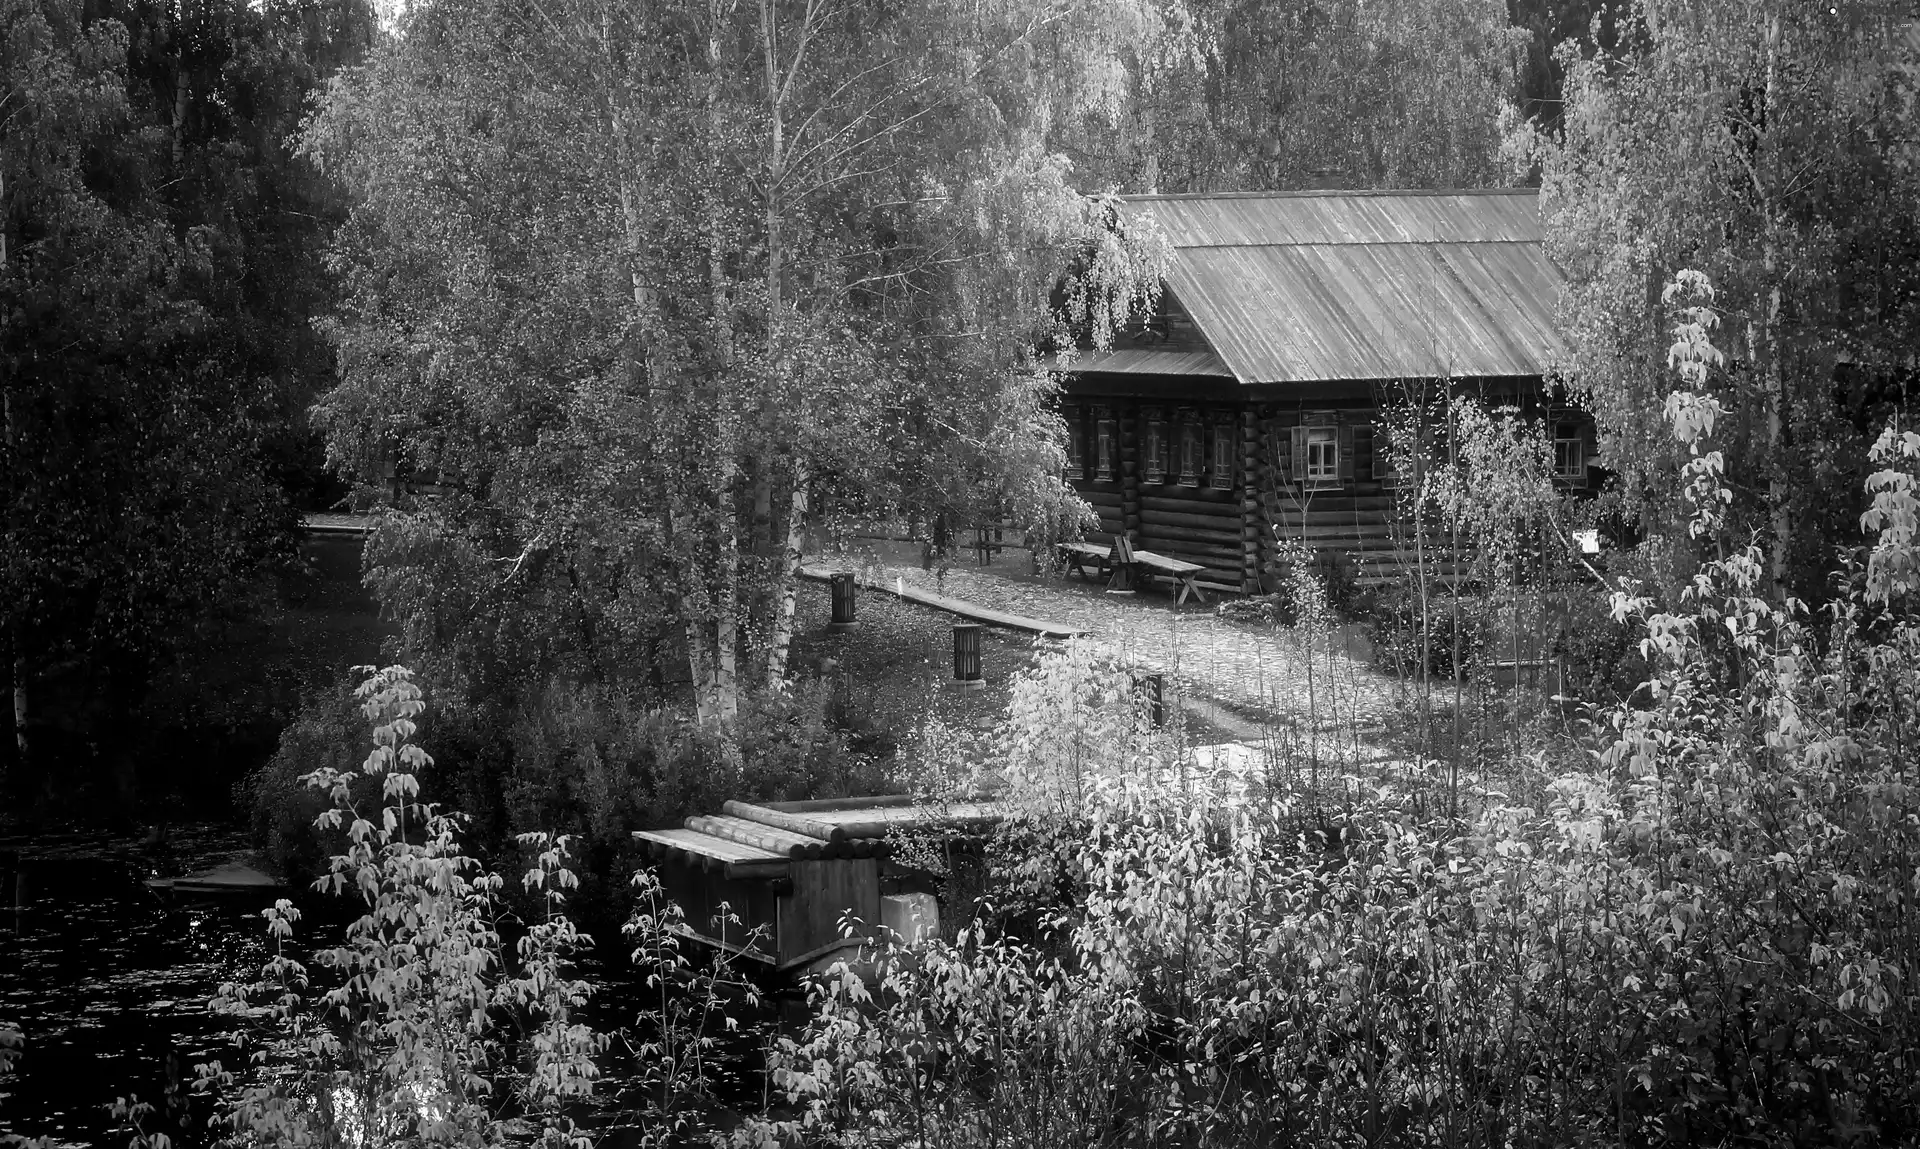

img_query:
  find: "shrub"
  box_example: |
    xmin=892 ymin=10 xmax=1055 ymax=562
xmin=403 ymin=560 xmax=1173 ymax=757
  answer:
xmin=736 ymin=410 xmax=1920 ymax=1149
xmin=1365 ymin=587 xmax=1494 ymax=680
xmin=201 ymin=667 xmax=608 ymax=1149
xmin=245 ymin=674 xmax=891 ymax=913
xmin=1549 ymin=588 xmax=1647 ymax=705
xmin=206 ymin=667 xmax=771 ymax=1149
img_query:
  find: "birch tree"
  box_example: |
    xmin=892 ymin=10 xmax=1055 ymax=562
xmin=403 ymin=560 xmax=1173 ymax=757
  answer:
xmin=306 ymin=0 xmax=1176 ymax=756
xmin=1542 ymin=1 xmax=1920 ymax=598
xmin=1075 ymin=0 xmax=1527 ymax=194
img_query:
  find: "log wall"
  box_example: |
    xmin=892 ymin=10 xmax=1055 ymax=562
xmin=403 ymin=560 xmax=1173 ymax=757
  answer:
xmin=1066 ymin=397 xmax=1259 ymax=588
xmin=1065 ymin=379 xmax=1591 ymax=592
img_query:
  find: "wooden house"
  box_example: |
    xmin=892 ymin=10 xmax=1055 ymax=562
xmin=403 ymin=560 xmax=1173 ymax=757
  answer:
xmin=1058 ymin=188 xmax=1583 ymax=593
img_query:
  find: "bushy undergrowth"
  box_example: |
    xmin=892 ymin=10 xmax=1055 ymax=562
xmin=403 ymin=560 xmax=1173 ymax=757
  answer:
xmin=243 ymin=674 xmax=890 ymax=919
xmin=731 ymin=415 xmax=1920 ymax=1147
xmin=1550 ymin=587 xmax=1649 ymax=705
xmin=1366 ymin=588 xmax=1495 ymax=680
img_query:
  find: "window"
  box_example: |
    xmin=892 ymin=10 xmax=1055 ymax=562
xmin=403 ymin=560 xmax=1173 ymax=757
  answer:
xmin=1177 ymin=409 xmax=1201 ymax=486
xmin=1288 ymin=414 xmax=1349 ymax=489
xmin=1094 ymin=408 xmax=1116 ymax=482
xmin=1373 ymin=435 xmax=1401 ymax=488
xmin=1065 ymin=408 xmax=1085 ymax=480
xmin=1553 ymin=420 xmax=1585 ymax=484
xmin=1144 ymin=411 xmax=1169 ymax=484
xmin=1210 ymin=422 xmax=1235 ymax=490
xmin=1304 ymin=427 xmax=1339 ymax=485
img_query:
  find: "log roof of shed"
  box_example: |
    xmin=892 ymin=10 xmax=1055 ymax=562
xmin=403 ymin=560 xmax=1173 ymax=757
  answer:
xmin=1075 ymin=189 xmax=1568 ymax=386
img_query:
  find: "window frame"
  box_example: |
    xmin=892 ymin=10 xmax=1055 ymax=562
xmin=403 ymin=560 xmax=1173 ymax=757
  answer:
xmin=1177 ymin=408 xmax=1202 ymax=487
xmin=1209 ymin=420 xmax=1235 ymax=491
xmin=1303 ymin=426 xmax=1339 ymax=486
xmin=1144 ymin=409 xmax=1169 ymax=484
xmin=1552 ymin=419 xmax=1586 ymax=485
xmin=1064 ymin=407 xmax=1086 ymax=480
xmin=1094 ymin=408 xmax=1116 ymax=482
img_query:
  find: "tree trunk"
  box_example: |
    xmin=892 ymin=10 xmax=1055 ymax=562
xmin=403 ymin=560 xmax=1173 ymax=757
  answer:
xmin=755 ymin=0 xmax=807 ymax=691
xmin=765 ymin=464 xmax=809 ymax=688
xmin=696 ymin=0 xmax=741 ymax=747
xmin=171 ymin=0 xmax=190 ymax=166
xmin=1761 ymin=14 xmax=1789 ymax=596
xmin=8 ymin=648 xmax=23 ymax=778
xmin=1765 ymin=280 xmax=1787 ymax=592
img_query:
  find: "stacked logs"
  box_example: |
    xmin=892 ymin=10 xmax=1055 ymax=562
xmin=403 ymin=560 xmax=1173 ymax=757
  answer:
xmin=1241 ymin=409 xmax=1262 ymax=592
xmin=1119 ymin=406 xmax=1142 ymax=546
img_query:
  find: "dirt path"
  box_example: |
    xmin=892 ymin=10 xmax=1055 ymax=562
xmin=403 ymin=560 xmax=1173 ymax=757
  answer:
xmin=806 ymin=551 xmax=1407 ymax=739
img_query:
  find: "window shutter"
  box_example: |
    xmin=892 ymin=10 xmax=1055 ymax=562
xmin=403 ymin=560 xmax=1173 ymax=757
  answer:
xmin=1290 ymin=426 xmax=1308 ymax=483
xmin=1178 ymin=411 xmax=1200 ymax=484
xmin=1353 ymin=425 xmax=1374 ymax=482
xmin=1337 ymin=423 xmax=1355 ymax=486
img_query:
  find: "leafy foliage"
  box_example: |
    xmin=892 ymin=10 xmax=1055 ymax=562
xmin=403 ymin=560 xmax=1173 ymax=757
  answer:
xmin=1 ymin=0 xmax=368 ymax=802
xmin=198 ymin=666 xmax=607 ymax=1148
xmin=1083 ymin=0 xmax=1529 ymax=193
xmin=301 ymin=0 xmax=1179 ymax=751
xmin=742 ymin=339 xmax=1920 ymax=1148
xmin=1541 ymin=0 xmax=1920 ymax=598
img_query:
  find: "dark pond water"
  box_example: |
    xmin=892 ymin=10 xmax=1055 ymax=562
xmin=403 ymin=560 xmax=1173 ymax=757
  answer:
xmin=0 ymin=829 xmax=281 ymax=1146
xmin=2 ymin=529 xmax=781 ymax=1146
xmin=0 ymin=826 xmax=775 ymax=1147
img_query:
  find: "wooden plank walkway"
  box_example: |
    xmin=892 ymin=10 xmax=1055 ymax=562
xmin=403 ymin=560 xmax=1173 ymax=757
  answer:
xmin=796 ymin=564 xmax=1087 ymax=638
xmin=301 ymin=512 xmax=376 ymax=536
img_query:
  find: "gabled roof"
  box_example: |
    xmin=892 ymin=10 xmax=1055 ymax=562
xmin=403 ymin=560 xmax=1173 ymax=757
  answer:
xmin=1076 ymin=189 xmax=1567 ymax=386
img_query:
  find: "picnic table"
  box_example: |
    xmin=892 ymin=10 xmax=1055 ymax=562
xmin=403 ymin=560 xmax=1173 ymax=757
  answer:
xmin=1059 ymin=541 xmax=1112 ymax=581
xmin=1131 ymin=549 xmax=1209 ymax=606
xmin=1058 ymin=540 xmax=1208 ymax=605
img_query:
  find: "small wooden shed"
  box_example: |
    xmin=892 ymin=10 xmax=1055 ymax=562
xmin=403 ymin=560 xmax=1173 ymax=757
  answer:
xmin=633 ymin=795 xmax=1002 ymax=975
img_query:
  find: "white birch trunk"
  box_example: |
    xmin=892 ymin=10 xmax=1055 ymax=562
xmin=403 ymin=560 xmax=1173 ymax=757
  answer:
xmin=755 ymin=0 xmax=807 ymax=691
xmin=765 ymin=464 xmax=809 ymax=687
xmin=684 ymin=612 xmax=719 ymax=725
xmin=1761 ymin=16 xmax=1789 ymax=594
xmin=696 ymin=0 xmax=742 ymax=748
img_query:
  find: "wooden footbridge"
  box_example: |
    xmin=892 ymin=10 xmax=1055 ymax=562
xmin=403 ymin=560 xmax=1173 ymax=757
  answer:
xmin=634 ymin=794 xmax=1003 ymax=976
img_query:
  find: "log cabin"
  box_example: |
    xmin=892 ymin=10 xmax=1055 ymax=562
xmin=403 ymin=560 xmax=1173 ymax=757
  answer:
xmin=1056 ymin=188 xmax=1586 ymax=593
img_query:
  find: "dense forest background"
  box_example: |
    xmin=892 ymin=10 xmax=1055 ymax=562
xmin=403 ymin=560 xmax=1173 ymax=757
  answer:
xmin=4 ymin=0 xmax=1917 ymax=873
xmin=7 ymin=1 xmax=1920 ymax=1146
xmin=0 ymin=0 xmax=1628 ymax=822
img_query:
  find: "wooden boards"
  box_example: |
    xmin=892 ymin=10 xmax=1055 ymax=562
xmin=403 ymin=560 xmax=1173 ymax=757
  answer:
xmin=794 ymin=565 xmax=1087 ymax=638
xmin=633 ymin=828 xmax=790 ymax=878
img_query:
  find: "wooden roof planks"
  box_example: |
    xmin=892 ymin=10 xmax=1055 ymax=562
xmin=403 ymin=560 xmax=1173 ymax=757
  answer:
xmin=632 ymin=827 xmax=789 ymax=878
xmin=1101 ymin=189 xmax=1568 ymax=385
xmin=637 ymin=794 xmax=1005 ymax=875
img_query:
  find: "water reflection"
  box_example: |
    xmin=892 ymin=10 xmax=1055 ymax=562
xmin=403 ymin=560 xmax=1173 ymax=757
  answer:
xmin=0 ymin=829 xmax=280 ymax=1146
xmin=1 ymin=829 xmax=776 ymax=1147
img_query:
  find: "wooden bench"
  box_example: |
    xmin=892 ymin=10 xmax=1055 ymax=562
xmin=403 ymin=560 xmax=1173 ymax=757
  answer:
xmin=1059 ymin=541 xmax=1112 ymax=581
xmin=1130 ymin=549 xmax=1209 ymax=606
